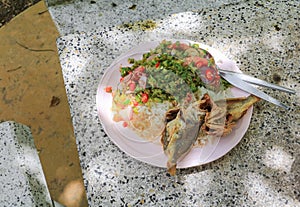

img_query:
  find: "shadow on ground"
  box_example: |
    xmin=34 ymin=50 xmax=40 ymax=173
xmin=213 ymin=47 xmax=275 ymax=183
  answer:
xmin=0 ymin=0 xmax=40 ymax=27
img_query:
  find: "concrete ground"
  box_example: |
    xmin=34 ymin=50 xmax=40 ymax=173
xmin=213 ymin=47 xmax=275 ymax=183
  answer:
xmin=0 ymin=1 xmax=87 ymax=206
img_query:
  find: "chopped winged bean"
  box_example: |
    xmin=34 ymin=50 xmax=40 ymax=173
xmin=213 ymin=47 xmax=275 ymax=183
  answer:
xmin=118 ymin=40 xmax=231 ymax=105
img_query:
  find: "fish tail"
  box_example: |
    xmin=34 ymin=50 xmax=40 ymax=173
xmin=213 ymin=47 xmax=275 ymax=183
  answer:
xmin=167 ymin=162 xmax=177 ymax=176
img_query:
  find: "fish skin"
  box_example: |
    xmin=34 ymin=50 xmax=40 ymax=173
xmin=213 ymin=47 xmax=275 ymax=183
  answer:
xmin=161 ymin=94 xmax=260 ymax=175
xmin=161 ymin=107 xmax=180 ymax=151
xmin=165 ymin=112 xmax=200 ymax=175
xmin=161 ymin=100 xmax=206 ymax=175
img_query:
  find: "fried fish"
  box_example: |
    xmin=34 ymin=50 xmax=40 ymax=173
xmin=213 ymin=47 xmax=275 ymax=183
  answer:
xmin=161 ymin=94 xmax=260 ymax=175
xmin=161 ymin=98 xmax=207 ymax=175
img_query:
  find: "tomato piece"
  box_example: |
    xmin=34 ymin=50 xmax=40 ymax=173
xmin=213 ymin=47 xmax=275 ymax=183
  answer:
xmin=167 ymin=43 xmax=177 ymax=49
xmin=179 ymin=43 xmax=190 ymax=50
xmin=199 ymin=66 xmax=220 ymax=87
xmin=132 ymin=100 xmax=139 ymax=107
xmin=105 ymin=86 xmax=112 ymax=93
xmin=122 ymin=122 xmax=128 ymax=127
xmin=168 ymin=42 xmax=189 ymax=50
xmin=205 ymin=69 xmax=214 ymax=81
xmin=129 ymin=82 xmax=136 ymax=91
xmin=194 ymin=57 xmax=208 ymax=68
xmin=141 ymin=93 xmax=149 ymax=103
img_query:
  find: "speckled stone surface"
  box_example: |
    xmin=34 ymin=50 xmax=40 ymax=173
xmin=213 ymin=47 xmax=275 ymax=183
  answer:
xmin=46 ymin=0 xmax=246 ymax=35
xmin=0 ymin=121 xmax=52 ymax=206
xmin=53 ymin=0 xmax=299 ymax=206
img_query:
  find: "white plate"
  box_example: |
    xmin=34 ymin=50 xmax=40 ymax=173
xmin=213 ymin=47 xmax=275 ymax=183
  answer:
xmin=96 ymin=40 xmax=252 ymax=169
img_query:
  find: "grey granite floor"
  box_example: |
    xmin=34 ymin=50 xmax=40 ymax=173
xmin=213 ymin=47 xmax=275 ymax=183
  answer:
xmin=46 ymin=0 xmax=247 ymax=35
xmin=0 ymin=121 xmax=52 ymax=206
xmin=47 ymin=0 xmax=299 ymax=206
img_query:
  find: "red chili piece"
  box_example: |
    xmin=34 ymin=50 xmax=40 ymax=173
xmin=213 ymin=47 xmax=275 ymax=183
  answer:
xmin=155 ymin=62 xmax=160 ymax=68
